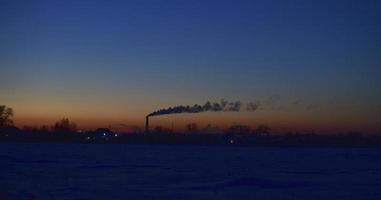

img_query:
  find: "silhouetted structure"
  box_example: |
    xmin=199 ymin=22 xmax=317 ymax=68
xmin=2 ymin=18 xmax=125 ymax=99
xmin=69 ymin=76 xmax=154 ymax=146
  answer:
xmin=145 ymin=115 xmax=149 ymax=134
xmin=94 ymin=128 xmax=114 ymax=137
xmin=1 ymin=107 xmax=380 ymax=147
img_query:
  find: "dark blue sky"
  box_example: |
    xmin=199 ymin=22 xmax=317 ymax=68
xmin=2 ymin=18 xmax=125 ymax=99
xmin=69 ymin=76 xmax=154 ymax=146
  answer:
xmin=1 ymin=0 xmax=380 ymax=132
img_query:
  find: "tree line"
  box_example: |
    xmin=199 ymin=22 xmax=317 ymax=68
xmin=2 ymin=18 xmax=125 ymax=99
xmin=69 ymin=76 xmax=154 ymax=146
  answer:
xmin=1 ymin=105 xmax=77 ymax=132
xmin=1 ymin=105 xmax=271 ymax=134
xmin=2 ymin=105 xmax=381 ymax=147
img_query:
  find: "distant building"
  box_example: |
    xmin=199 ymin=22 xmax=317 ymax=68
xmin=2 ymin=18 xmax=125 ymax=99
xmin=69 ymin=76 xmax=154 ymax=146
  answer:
xmin=94 ymin=128 xmax=114 ymax=137
xmin=0 ymin=126 xmax=20 ymax=136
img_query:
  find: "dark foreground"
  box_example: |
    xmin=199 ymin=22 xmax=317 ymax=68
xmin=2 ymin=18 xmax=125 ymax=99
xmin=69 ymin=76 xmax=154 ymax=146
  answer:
xmin=1 ymin=143 xmax=381 ymax=200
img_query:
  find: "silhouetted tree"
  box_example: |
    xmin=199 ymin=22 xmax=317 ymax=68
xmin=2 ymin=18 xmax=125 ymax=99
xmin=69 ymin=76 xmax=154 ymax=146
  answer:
xmin=53 ymin=118 xmax=77 ymax=132
xmin=186 ymin=123 xmax=198 ymax=133
xmin=0 ymin=105 xmax=13 ymax=127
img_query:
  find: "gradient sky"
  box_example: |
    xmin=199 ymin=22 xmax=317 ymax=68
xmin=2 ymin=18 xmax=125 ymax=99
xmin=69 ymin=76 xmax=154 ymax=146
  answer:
xmin=1 ymin=0 xmax=381 ymax=133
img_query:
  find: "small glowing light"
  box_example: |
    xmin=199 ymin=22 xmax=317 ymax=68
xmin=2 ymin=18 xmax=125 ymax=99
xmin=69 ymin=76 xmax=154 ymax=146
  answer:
xmin=114 ymin=134 xmax=118 ymax=137
xmin=103 ymin=133 xmax=106 ymax=136
xmin=86 ymin=137 xmax=90 ymax=140
xmin=230 ymin=139 xmax=234 ymax=144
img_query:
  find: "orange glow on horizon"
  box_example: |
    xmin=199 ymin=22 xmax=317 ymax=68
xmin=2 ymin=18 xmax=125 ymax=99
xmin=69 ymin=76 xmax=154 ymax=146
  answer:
xmin=12 ymin=109 xmax=381 ymax=134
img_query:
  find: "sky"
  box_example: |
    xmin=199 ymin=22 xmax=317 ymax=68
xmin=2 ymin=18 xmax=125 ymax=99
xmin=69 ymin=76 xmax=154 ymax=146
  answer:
xmin=1 ymin=0 xmax=381 ymax=133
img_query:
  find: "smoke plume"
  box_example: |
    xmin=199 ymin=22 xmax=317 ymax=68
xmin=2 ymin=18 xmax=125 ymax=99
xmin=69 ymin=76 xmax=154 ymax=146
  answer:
xmin=147 ymin=99 xmax=259 ymax=117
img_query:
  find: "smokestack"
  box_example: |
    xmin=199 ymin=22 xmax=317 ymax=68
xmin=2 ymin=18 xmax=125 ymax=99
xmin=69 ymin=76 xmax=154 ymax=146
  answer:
xmin=145 ymin=115 xmax=149 ymax=134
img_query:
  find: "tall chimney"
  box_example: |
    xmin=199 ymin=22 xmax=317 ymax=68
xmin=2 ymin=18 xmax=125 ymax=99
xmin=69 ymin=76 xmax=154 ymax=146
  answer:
xmin=145 ymin=116 xmax=149 ymax=134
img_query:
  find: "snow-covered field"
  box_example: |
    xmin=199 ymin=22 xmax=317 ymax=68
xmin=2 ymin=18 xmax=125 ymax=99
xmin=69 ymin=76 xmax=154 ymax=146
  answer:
xmin=1 ymin=142 xmax=381 ymax=200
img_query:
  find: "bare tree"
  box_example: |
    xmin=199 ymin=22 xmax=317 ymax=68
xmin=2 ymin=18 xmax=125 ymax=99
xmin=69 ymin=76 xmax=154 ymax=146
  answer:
xmin=0 ymin=105 xmax=14 ymax=127
xmin=53 ymin=118 xmax=77 ymax=132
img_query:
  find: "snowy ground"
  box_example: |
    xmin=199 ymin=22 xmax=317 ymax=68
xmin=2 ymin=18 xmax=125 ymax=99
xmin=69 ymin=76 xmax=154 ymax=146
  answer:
xmin=1 ymin=142 xmax=381 ymax=200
